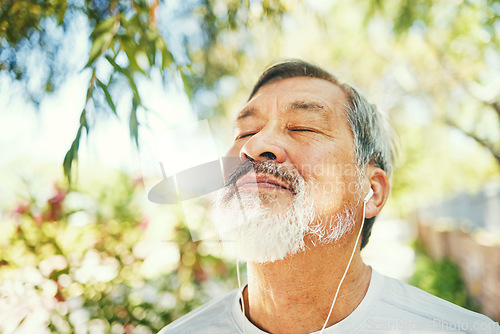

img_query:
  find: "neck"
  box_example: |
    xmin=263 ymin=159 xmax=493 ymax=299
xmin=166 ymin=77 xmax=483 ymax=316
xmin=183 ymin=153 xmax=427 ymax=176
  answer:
xmin=242 ymin=239 xmax=371 ymax=334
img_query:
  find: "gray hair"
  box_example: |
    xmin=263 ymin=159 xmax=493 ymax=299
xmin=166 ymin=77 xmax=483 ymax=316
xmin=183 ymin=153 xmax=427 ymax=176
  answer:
xmin=343 ymin=86 xmax=395 ymax=177
xmin=248 ymin=59 xmax=396 ymax=249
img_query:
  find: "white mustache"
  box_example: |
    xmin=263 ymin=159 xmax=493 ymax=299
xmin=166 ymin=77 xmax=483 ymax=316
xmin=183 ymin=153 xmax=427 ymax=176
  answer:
xmin=224 ymin=160 xmax=304 ymax=199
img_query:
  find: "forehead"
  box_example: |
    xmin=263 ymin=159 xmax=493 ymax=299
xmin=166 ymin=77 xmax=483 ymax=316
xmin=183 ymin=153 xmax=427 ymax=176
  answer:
xmin=237 ymin=77 xmax=349 ymax=121
xmin=252 ymin=76 xmax=346 ymax=100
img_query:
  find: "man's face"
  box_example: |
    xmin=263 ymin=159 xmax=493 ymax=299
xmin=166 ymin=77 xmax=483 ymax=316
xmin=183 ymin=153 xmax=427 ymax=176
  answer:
xmin=213 ymin=77 xmax=364 ymax=262
xmin=229 ymin=77 xmax=360 ymax=214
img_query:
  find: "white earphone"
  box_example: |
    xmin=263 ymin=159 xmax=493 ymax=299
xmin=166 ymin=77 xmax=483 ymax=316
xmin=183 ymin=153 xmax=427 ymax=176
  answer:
xmin=364 ymin=188 xmax=374 ymax=203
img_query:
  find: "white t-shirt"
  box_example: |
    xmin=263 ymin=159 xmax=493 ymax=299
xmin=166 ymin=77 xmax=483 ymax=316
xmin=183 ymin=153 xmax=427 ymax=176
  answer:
xmin=159 ymin=269 xmax=499 ymax=333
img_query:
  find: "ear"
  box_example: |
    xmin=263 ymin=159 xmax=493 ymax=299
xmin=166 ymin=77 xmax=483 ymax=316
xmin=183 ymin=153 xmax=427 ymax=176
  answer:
xmin=364 ymin=165 xmax=390 ymax=219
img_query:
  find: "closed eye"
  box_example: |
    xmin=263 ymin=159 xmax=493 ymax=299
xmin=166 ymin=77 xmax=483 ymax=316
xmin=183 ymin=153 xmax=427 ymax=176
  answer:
xmin=236 ymin=132 xmax=256 ymax=140
xmin=290 ymin=128 xmax=317 ymax=133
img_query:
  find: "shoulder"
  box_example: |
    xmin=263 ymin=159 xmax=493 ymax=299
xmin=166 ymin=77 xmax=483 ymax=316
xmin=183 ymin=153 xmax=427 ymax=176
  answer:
xmin=375 ymin=274 xmax=499 ymax=333
xmin=158 ymin=289 xmax=240 ymax=334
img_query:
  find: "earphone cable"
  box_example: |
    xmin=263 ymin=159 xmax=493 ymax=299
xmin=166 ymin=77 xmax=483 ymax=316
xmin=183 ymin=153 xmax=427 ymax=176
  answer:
xmin=319 ymin=200 xmax=368 ymax=333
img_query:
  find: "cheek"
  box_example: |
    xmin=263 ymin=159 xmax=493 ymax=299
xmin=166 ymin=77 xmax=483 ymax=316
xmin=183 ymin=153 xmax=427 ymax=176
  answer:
xmin=300 ymin=162 xmax=360 ymax=212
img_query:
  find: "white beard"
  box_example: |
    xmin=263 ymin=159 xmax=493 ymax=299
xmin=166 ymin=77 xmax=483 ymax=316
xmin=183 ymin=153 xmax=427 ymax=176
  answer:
xmin=307 ymin=203 xmax=357 ymax=246
xmin=211 ymin=165 xmax=358 ymax=263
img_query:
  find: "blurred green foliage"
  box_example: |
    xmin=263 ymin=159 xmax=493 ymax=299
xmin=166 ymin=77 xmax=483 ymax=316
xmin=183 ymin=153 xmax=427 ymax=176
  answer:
xmin=0 ymin=175 xmax=238 ymax=333
xmin=1 ymin=0 xmax=498 ymax=202
xmin=409 ymin=241 xmax=479 ymax=312
xmin=366 ymin=0 xmax=500 ymax=166
xmin=1 ymin=0 xmax=499 ymax=329
xmin=0 ymin=0 xmax=294 ymax=184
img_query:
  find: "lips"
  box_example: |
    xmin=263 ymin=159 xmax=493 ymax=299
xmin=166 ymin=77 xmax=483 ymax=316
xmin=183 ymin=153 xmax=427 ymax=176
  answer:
xmin=235 ymin=173 xmax=292 ymax=192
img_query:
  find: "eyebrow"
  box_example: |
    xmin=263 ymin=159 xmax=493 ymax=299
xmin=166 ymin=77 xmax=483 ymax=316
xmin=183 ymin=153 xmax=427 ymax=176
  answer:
xmin=236 ymin=107 xmax=257 ymax=121
xmin=235 ymin=99 xmax=333 ymax=123
xmin=286 ymin=100 xmax=329 ymax=115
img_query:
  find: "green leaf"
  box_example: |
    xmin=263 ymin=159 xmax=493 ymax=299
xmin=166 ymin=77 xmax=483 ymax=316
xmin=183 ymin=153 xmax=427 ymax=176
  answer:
xmin=148 ymin=40 xmax=156 ymax=67
xmin=91 ymin=16 xmax=117 ymax=39
xmin=56 ymin=0 xmax=67 ymax=25
xmin=63 ymin=124 xmax=83 ymax=185
xmin=85 ymin=35 xmax=106 ymax=68
xmin=158 ymin=38 xmax=174 ymax=70
xmin=146 ymin=30 xmax=158 ymax=67
xmin=85 ymin=18 xmax=118 ymax=68
xmin=180 ymin=69 xmax=193 ymax=101
xmin=121 ymin=37 xmax=147 ymax=76
xmin=63 ymin=142 xmax=74 ymax=183
xmin=64 ymin=108 xmax=90 ymax=185
xmin=96 ymin=78 xmax=117 ymax=116
xmin=129 ymin=101 xmax=139 ymax=147
xmin=105 ymin=55 xmax=142 ymax=103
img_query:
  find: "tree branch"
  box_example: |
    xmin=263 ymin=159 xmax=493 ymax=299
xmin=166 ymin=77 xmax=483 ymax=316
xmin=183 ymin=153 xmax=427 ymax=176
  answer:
xmin=488 ymin=101 xmax=500 ymax=120
xmin=446 ymin=119 xmax=500 ymax=166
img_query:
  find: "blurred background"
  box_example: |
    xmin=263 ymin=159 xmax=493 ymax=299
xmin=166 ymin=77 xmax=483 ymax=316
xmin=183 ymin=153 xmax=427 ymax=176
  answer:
xmin=0 ymin=0 xmax=499 ymax=332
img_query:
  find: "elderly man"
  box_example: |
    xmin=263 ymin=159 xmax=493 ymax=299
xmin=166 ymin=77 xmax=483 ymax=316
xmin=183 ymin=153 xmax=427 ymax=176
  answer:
xmin=160 ymin=60 xmax=499 ymax=333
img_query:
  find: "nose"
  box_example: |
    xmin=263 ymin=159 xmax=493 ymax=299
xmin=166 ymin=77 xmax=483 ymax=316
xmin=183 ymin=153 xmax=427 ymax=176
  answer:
xmin=239 ymin=128 xmax=287 ymax=163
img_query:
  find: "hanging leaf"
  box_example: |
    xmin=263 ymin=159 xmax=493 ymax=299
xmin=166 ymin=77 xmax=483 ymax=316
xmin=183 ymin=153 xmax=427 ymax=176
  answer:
xmin=56 ymin=0 xmax=67 ymax=25
xmin=86 ymin=32 xmax=115 ymax=68
xmin=91 ymin=16 xmax=117 ymax=39
xmin=85 ymin=17 xmax=119 ymax=68
xmin=146 ymin=30 xmax=157 ymax=67
xmin=63 ymin=118 xmax=86 ymax=185
xmin=157 ymin=38 xmax=174 ymax=70
xmin=121 ymin=36 xmax=147 ymax=76
xmin=180 ymin=69 xmax=193 ymax=101
xmin=96 ymin=78 xmax=117 ymax=116
xmin=129 ymin=100 xmax=139 ymax=147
